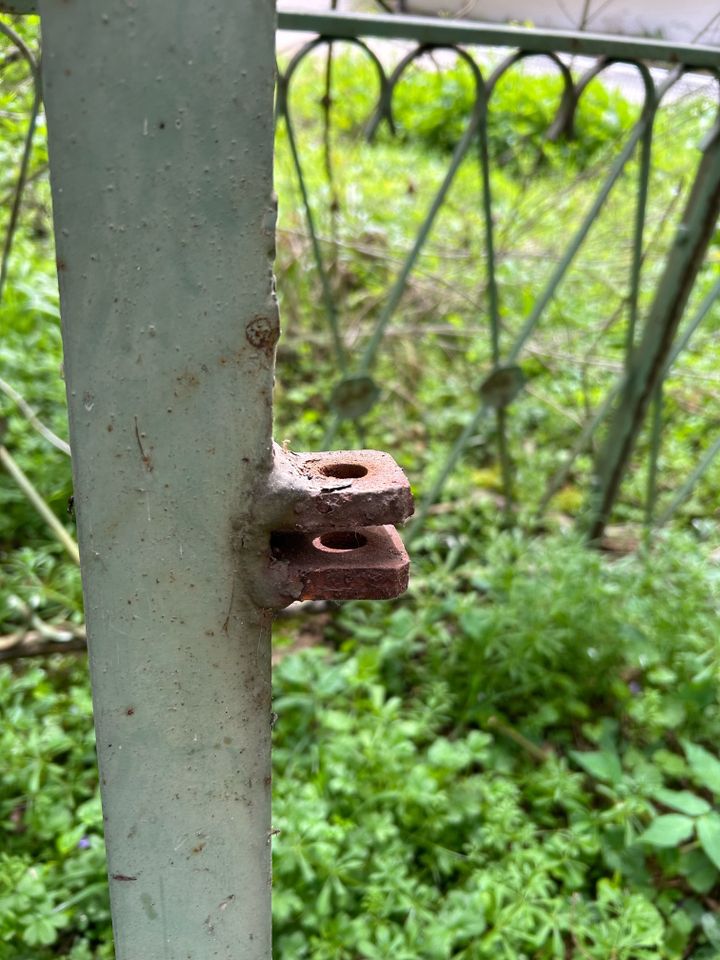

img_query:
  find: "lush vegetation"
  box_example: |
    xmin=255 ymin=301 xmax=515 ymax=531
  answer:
xmin=2 ymin=18 xmax=720 ymax=960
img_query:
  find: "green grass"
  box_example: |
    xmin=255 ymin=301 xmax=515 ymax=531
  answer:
xmin=2 ymin=24 xmax=720 ymax=959
xmin=5 ymin=534 xmax=720 ymax=958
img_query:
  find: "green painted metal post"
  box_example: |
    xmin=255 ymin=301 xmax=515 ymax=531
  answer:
xmin=38 ymin=1 xmax=277 ymax=956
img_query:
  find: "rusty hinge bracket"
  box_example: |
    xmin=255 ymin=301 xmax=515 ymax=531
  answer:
xmin=249 ymin=443 xmax=413 ymax=608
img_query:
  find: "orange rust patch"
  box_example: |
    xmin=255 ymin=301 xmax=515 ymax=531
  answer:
xmin=245 ymin=313 xmax=280 ymax=357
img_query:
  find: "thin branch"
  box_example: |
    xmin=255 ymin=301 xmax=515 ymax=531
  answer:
xmin=487 ymin=715 xmax=550 ymax=762
xmin=0 ymin=444 xmax=80 ymax=564
xmin=692 ymin=9 xmax=720 ymax=43
xmin=0 ymin=376 xmax=71 ymax=457
xmin=0 ymin=626 xmax=87 ymax=663
xmin=0 ymin=160 xmax=49 ymax=208
xmin=0 ymin=20 xmax=41 ymax=306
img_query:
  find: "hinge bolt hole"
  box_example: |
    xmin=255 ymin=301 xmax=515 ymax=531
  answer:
xmin=319 ymin=463 xmax=368 ymax=480
xmin=315 ymin=531 xmax=368 ymax=552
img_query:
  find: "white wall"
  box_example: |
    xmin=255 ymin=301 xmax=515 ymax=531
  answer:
xmin=404 ymin=0 xmax=720 ymax=44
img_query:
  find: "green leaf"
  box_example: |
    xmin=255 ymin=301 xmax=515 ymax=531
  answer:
xmin=701 ymin=912 xmax=720 ymax=949
xmin=683 ymin=741 xmax=720 ymax=795
xmin=681 ymin=849 xmax=719 ymax=894
xmin=652 ymin=788 xmax=711 ymax=817
xmin=570 ymin=749 xmax=623 ymax=785
xmin=637 ymin=814 xmax=695 ymax=848
xmin=697 ymin=813 xmax=720 ymax=871
xmin=23 ymin=916 xmax=59 ymax=947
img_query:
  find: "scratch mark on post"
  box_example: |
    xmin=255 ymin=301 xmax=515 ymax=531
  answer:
xmin=160 ymin=875 xmax=169 ymax=959
xmin=173 ymin=833 xmax=190 ymax=852
xmin=205 ymin=894 xmax=236 ymax=935
xmin=222 ymin=574 xmax=236 ymax=634
xmin=111 ymin=873 xmax=138 ymax=881
xmin=134 ymin=416 xmax=153 ymax=472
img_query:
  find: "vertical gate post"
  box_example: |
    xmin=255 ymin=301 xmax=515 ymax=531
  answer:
xmin=2 ymin=1 xmax=413 ymax=954
xmin=39 ymin=1 xmax=277 ymax=956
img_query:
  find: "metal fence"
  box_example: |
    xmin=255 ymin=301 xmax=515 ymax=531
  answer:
xmin=274 ymin=11 xmax=720 ymax=543
xmin=2 ymin=10 xmax=720 ymax=547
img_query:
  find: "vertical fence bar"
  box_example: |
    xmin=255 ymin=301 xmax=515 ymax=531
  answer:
xmin=39 ymin=0 xmax=277 ymax=957
xmin=477 ymin=103 xmax=514 ymax=514
xmin=626 ymin=118 xmax=654 ymax=360
xmin=644 ymin=383 xmax=663 ymax=530
xmin=586 ymin=117 xmax=720 ymax=540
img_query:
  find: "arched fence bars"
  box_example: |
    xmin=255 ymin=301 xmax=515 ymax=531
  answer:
xmin=275 ymin=11 xmax=720 ymax=543
xmin=1 ymin=10 xmax=719 ymax=544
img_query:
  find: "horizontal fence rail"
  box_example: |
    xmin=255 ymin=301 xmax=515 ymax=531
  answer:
xmin=278 ymin=11 xmax=720 ymax=70
xmin=274 ymin=10 xmax=720 ymax=543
